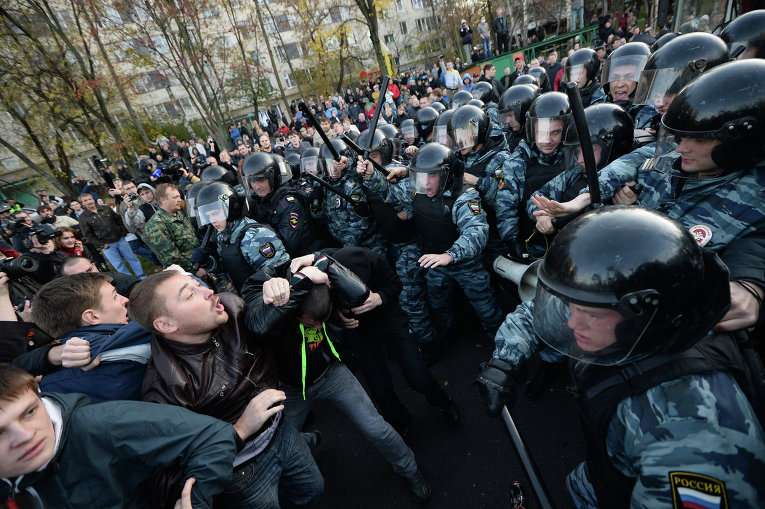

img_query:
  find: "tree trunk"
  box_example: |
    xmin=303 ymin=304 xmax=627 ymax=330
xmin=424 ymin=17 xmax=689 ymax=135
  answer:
xmin=82 ymin=0 xmax=151 ymax=148
xmin=0 ymin=135 xmax=72 ymax=193
xmin=254 ymin=0 xmax=290 ymax=123
xmin=263 ymin=0 xmax=304 ymax=106
xmin=355 ymin=0 xmax=388 ymax=75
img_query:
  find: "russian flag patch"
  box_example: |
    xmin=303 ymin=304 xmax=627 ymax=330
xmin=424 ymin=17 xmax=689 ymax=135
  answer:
xmin=669 ymin=472 xmax=728 ymax=509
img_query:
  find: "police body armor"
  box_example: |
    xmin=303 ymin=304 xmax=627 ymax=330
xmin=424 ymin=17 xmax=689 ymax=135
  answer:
xmin=368 ymin=194 xmax=416 ymax=244
xmin=575 ymin=332 xmax=764 ymax=507
xmin=518 ymin=156 xmax=565 ymax=254
xmin=218 ymin=223 xmax=265 ymax=292
xmin=413 ymin=194 xmax=458 ymax=254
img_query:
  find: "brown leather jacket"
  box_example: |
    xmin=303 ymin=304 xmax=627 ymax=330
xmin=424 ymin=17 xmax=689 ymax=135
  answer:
xmin=141 ymin=293 xmax=278 ymax=425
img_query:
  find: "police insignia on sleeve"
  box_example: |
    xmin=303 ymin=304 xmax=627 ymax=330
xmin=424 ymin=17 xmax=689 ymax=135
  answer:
xmin=689 ymin=225 xmax=713 ymax=247
xmin=289 ymin=212 xmax=299 ymax=228
xmin=669 ymin=471 xmax=728 ymax=509
xmin=259 ymin=242 xmax=275 ymax=258
xmin=467 ymin=199 xmax=481 ymax=215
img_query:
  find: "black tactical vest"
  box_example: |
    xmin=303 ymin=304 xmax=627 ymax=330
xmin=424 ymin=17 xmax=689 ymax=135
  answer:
xmin=368 ymin=194 xmax=416 ymax=244
xmin=218 ymin=223 xmax=264 ymax=292
xmin=518 ymin=156 xmax=565 ymax=249
xmin=574 ymin=333 xmax=763 ymax=507
xmin=413 ymin=194 xmax=459 ymax=254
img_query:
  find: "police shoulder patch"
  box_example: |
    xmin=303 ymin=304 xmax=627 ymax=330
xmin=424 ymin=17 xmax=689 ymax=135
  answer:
xmin=669 ymin=471 xmax=728 ymax=509
xmin=688 ymin=225 xmax=713 ymax=247
xmin=467 ymin=199 xmax=481 ymax=215
xmin=259 ymin=242 xmax=276 ymax=259
xmin=289 ymin=212 xmax=299 ymax=228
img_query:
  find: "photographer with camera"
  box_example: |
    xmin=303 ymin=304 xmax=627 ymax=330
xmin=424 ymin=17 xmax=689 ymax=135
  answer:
xmin=37 ymin=204 xmax=79 ymax=229
xmin=79 ymin=192 xmax=145 ymax=278
xmin=116 ymin=180 xmax=160 ymax=266
xmin=10 ymin=211 xmax=35 ymax=253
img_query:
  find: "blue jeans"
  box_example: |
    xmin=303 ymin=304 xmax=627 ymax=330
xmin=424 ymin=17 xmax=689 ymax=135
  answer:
xmin=482 ymin=37 xmax=492 ymax=58
xmin=570 ymin=6 xmax=585 ymax=30
xmin=102 ymin=237 xmax=144 ymax=277
xmin=128 ymin=238 xmax=159 ymax=266
xmin=216 ymin=422 xmax=324 ymax=509
xmin=282 ymin=362 xmax=419 ymax=479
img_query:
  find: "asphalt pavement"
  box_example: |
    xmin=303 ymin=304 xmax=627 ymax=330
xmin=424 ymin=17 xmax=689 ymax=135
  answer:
xmin=304 ymin=327 xmax=585 ymax=509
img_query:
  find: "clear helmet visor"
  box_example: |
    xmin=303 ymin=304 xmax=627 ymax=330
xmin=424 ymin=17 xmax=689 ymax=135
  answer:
xmin=326 ymin=158 xmax=344 ymax=179
xmin=501 ymin=111 xmax=522 ymax=132
xmin=602 ymin=55 xmax=647 ymax=102
xmin=633 ymin=67 xmax=693 ymax=110
xmin=531 ymin=285 xmax=658 ymax=366
xmin=301 ymin=156 xmax=319 ymax=176
xmin=453 ymin=123 xmax=479 ymax=151
xmin=565 ymin=64 xmax=589 ymax=87
xmin=410 ymin=170 xmax=443 ymax=196
xmin=186 ymin=196 xmax=196 ymax=217
xmin=277 ymin=158 xmax=292 ymax=183
xmin=654 ymin=124 xmax=684 ymax=161
xmin=401 ymin=124 xmax=417 ymax=140
xmin=527 ymin=116 xmax=567 ymax=152
xmin=196 ymin=201 xmax=229 ymax=227
xmin=434 ymin=125 xmax=452 ymax=147
xmin=562 ymin=142 xmax=607 ymax=171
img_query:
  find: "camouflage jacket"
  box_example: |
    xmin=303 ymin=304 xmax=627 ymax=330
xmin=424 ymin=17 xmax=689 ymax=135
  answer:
xmin=321 ymin=172 xmax=380 ymax=248
xmin=143 ymin=208 xmax=198 ymax=270
xmin=492 ymin=301 xmax=765 ymax=507
xmin=464 ymin=137 xmax=525 ymax=243
xmin=364 ymin=169 xmax=489 ymax=263
xmin=588 ymin=150 xmax=765 ymax=252
xmin=216 ymin=217 xmax=289 ymax=272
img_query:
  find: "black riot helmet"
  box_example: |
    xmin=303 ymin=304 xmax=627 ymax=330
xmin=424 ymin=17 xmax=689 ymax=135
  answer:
xmin=195 ymin=182 xmax=245 ymax=227
xmin=300 ymin=146 xmax=322 ymax=177
xmin=357 ymin=128 xmax=394 ymax=166
xmin=601 ymin=42 xmax=651 ymax=104
xmin=660 ymin=59 xmax=765 ymax=171
xmin=320 ymin=138 xmax=353 ymax=180
xmin=634 ymin=32 xmax=729 ymax=111
xmin=448 ymin=105 xmax=489 ymax=153
xmin=513 ymin=74 xmax=539 ymax=87
xmin=498 ymin=84 xmax=539 ymax=134
xmin=185 ymin=181 xmax=206 ymax=219
xmin=400 ymin=118 xmax=418 ymax=143
xmin=431 ymin=101 xmax=446 ymax=114
xmin=200 ymin=165 xmax=228 ymax=183
xmin=720 ymin=9 xmax=765 ymax=59
xmin=564 ymin=48 xmax=601 ymax=89
xmin=285 ymin=151 xmax=301 ymax=176
xmin=532 ymin=206 xmax=730 ymax=366
xmin=433 ymin=110 xmax=455 ymax=147
xmin=563 ymin=103 xmax=635 ymax=169
xmin=241 ymin=152 xmax=291 ymax=194
xmin=450 ymin=90 xmax=473 ymax=110
xmin=527 ymin=66 xmax=551 ymax=92
xmin=409 ymin=142 xmax=462 ymax=198
xmin=650 ymin=31 xmax=680 ymax=52
xmin=468 ymin=98 xmax=485 ymax=109
xmin=525 ymin=92 xmax=572 ymax=153
xmin=471 ymin=81 xmax=499 ymax=104
xmin=415 ymin=106 xmax=439 ymax=140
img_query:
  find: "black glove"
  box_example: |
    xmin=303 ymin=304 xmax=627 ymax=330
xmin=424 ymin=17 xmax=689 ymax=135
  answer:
xmin=476 ymin=358 xmax=516 ymax=417
xmin=314 ymin=254 xmax=370 ymax=308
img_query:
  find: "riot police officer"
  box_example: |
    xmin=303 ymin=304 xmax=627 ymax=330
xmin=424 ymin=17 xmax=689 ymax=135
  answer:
xmin=449 ymin=89 xmax=473 ymax=110
xmin=195 ymin=181 xmax=288 ymax=293
xmin=450 ymin=105 xmax=522 ymax=256
xmin=359 ymin=142 xmax=504 ymax=340
xmin=399 ymin=118 xmax=418 ymax=156
xmin=564 ymin=48 xmax=606 ymax=107
xmin=433 ymin=109 xmax=455 ymax=148
xmin=720 ymin=9 xmax=765 ymax=59
xmin=526 ymin=66 xmax=551 ymax=94
xmin=497 ymin=84 xmax=539 ymax=152
xmin=600 ymin=42 xmax=654 ymax=128
xmin=471 ymin=81 xmax=501 ymax=124
xmin=478 ymin=206 xmax=765 ymax=507
xmin=242 ymin=152 xmax=321 ymax=257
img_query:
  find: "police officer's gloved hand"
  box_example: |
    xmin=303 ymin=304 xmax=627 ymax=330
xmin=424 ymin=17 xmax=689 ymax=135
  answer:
xmin=476 ymin=358 xmax=516 ymax=417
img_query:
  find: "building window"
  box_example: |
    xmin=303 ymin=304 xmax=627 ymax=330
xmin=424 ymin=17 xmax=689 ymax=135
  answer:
xmin=274 ymin=14 xmax=290 ymax=31
xmin=283 ymin=42 xmax=302 ymax=59
xmin=395 ymin=0 xmax=403 ymax=9
xmin=283 ymin=72 xmax=296 ymax=89
xmin=329 ymin=6 xmax=342 ymax=23
xmin=399 ymin=21 xmax=407 ymax=34
xmin=411 ymin=0 xmax=423 ymax=9
xmin=415 ymin=18 xmax=426 ymax=32
xmin=384 ymin=34 xmax=395 ymax=45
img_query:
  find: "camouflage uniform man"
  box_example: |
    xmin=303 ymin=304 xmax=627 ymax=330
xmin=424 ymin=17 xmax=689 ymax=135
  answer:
xmin=321 ymin=144 xmax=387 ymax=257
xmin=195 ymin=182 xmax=289 ymax=293
xmin=477 ymin=207 xmax=765 ymax=508
xmin=143 ymin=183 xmax=199 ymax=272
xmin=449 ymin=105 xmax=523 ymax=261
xmin=360 ymin=143 xmax=503 ymax=339
xmin=354 ymin=131 xmax=435 ymax=345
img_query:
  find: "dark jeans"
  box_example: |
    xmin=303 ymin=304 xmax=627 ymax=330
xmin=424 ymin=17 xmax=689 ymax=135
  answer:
xmin=129 ymin=238 xmax=159 ymax=266
xmin=346 ymin=305 xmax=451 ymax=430
xmin=216 ymin=421 xmax=324 ymax=509
xmin=495 ymin=33 xmax=509 ymax=54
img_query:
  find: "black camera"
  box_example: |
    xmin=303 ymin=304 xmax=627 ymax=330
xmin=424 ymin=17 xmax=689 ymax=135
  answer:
xmin=127 ymin=192 xmax=139 ymax=202
xmin=0 ymin=254 xmax=40 ymax=279
xmin=31 ymin=224 xmax=56 ymax=244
